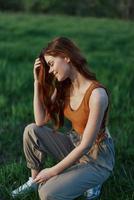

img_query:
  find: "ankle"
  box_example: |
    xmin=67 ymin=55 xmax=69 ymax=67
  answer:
xmin=31 ymin=169 xmax=39 ymax=179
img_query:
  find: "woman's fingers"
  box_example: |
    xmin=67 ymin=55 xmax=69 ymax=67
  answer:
xmin=33 ymin=176 xmax=47 ymax=184
xmin=34 ymin=65 xmax=40 ymax=70
xmin=33 ymin=58 xmax=42 ymax=81
xmin=33 ymin=176 xmax=41 ymax=183
xmin=35 ymin=57 xmax=41 ymax=63
xmin=35 ymin=58 xmax=40 ymax=63
xmin=35 ymin=61 xmax=41 ymax=65
xmin=36 ymin=57 xmax=40 ymax=61
xmin=34 ymin=60 xmax=41 ymax=67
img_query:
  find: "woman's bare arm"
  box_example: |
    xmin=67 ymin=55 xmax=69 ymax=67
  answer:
xmin=33 ymin=81 xmax=57 ymax=126
xmin=33 ymin=87 xmax=108 ymax=183
xmin=33 ymin=80 xmax=47 ymax=126
xmin=52 ymin=88 xmax=108 ymax=174
xmin=33 ymin=58 xmax=51 ymax=126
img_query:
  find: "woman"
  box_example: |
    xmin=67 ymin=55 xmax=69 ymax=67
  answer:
xmin=11 ymin=37 xmax=115 ymax=200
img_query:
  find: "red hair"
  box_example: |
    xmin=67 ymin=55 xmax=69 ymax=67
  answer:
xmin=38 ymin=37 xmax=97 ymax=129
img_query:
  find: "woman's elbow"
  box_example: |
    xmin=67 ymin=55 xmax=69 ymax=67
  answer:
xmin=34 ymin=118 xmax=46 ymax=126
xmin=35 ymin=121 xmax=45 ymax=126
xmin=35 ymin=116 xmax=51 ymax=126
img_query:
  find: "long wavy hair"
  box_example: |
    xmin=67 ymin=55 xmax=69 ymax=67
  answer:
xmin=38 ymin=37 xmax=97 ymax=129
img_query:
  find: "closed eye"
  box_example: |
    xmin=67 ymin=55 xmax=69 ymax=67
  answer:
xmin=48 ymin=61 xmax=54 ymax=67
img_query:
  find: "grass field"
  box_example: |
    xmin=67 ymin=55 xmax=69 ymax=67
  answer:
xmin=0 ymin=12 xmax=134 ymax=200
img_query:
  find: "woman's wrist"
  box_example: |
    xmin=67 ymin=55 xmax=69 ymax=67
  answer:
xmin=34 ymin=80 xmax=41 ymax=86
xmin=34 ymin=80 xmax=41 ymax=92
xmin=34 ymin=79 xmax=40 ymax=83
xmin=51 ymin=166 xmax=59 ymax=176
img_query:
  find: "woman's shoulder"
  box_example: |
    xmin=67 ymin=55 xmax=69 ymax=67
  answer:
xmin=91 ymin=87 xmax=108 ymax=101
xmin=89 ymin=82 xmax=109 ymax=109
xmin=90 ymin=80 xmax=109 ymax=95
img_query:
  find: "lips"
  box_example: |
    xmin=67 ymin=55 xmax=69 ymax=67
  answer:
xmin=54 ymin=72 xmax=58 ymax=77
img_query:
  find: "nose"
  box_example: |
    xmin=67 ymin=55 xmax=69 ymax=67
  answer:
xmin=49 ymin=67 xmax=53 ymax=74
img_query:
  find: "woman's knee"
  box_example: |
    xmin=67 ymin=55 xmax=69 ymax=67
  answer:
xmin=39 ymin=180 xmax=67 ymax=200
xmin=23 ymin=123 xmax=38 ymax=141
xmin=23 ymin=123 xmax=50 ymax=143
xmin=38 ymin=185 xmax=53 ymax=200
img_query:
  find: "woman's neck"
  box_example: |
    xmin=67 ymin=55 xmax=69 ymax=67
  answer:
xmin=69 ymin=67 xmax=91 ymax=93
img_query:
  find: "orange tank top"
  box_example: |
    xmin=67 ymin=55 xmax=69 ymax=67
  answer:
xmin=64 ymin=80 xmax=109 ymax=135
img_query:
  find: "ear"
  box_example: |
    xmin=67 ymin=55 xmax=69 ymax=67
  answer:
xmin=65 ymin=57 xmax=70 ymax=63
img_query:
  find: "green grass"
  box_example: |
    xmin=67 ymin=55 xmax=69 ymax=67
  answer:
xmin=0 ymin=12 xmax=134 ymax=200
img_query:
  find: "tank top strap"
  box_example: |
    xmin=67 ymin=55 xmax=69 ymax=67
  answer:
xmin=84 ymin=81 xmax=109 ymax=107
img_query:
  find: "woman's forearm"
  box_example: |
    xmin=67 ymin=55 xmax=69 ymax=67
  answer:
xmin=33 ymin=80 xmax=46 ymax=126
xmin=53 ymin=144 xmax=86 ymax=174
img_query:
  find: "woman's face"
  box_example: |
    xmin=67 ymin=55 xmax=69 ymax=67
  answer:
xmin=44 ymin=54 xmax=71 ymax=81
